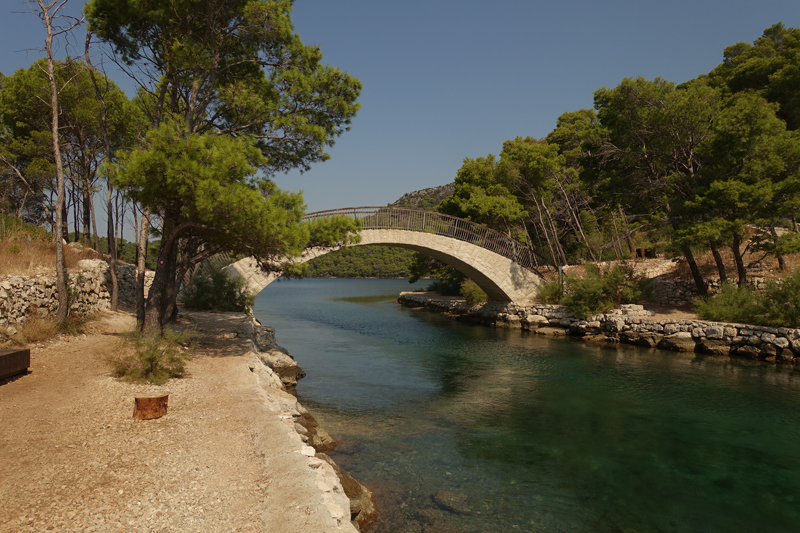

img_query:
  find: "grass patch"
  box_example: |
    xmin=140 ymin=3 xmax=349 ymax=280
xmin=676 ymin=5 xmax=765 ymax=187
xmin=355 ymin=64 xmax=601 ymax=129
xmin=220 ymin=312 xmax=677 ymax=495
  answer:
xmin=108 ymin=329 xmax=194 ymax=385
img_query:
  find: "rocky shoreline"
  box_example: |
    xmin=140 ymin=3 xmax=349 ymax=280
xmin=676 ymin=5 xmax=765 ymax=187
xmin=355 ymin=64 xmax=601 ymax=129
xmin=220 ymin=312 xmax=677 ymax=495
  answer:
xmin=242 ymin=316 xmax=378 ymax=531
xmin=398 ymin=292 xmax=800 ymax=366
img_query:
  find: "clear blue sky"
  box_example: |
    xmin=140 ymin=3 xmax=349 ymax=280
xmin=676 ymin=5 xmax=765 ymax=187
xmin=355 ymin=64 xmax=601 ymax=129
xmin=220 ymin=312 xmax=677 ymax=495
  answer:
xmin=2 ymin=0 xmax=799 ymax=215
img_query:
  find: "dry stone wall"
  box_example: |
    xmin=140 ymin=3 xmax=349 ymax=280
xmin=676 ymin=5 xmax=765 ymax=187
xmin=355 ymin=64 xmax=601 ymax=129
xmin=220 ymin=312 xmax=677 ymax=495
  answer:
xmin=398 ymin=293 xmax=800 ymax=366
xmin=0 ymin=260 xmax=153 ymax=328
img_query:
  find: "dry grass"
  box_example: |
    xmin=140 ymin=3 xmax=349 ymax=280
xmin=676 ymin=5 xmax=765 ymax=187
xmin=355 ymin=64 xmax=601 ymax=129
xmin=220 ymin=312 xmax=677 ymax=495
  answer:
xmin=0 ymin=238 xmax=89 ymax=277
xmin=669 ymin=247 xmax=800 ymax=281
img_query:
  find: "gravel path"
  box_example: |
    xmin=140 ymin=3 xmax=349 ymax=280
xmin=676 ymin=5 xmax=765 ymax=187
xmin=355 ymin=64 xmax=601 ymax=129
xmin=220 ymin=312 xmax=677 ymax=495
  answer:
xmin=0 ymin=310 xmax=355 ymax=533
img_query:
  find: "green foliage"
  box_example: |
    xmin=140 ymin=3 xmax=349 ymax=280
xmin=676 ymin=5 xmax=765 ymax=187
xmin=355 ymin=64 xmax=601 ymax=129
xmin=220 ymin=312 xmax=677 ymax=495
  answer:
xmin=109 ymin=329 xmax=193 ymax=385
xmin=180 ymin=263 xmax=255 ymax=312
xmin=694 ymin=283 xmax=765 ymax=324
xmin=408 ymin=252 xmax=465 ymax=295
xmin=696 ymin=269 xmax=800 ymax=328
xmin=536 ymin=278 xmax=564 ymax=304
xmin=6 ymin=244 xmax=20 ymax=254
xmin=561 ymin=263 xmax=646 ymax=317
xmin=305 ymin=245 xmax=415 ymax=278
xmin=460 ymin=279 xmax=488 ymax=304
xmin=762 ymin=269 xmax=800 ymax=328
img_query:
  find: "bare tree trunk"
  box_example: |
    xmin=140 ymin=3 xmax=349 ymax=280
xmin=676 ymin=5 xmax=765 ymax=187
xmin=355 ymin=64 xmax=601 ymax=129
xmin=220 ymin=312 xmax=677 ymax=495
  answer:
xmin=82 ymin=178 xmax=92 ymax=243
xmin=769 ymin=226 xmax=786 ymax=270
xmin=682 ymin=244 xmax=707 ymax=296
xmin=732 ymin=233 xmax=747 ymax=287
xmin=85 ymin=31 xmax=117 ymax=309
xmin=620 ymin=208 xmax=635 ymax=254
xmin=136 ymin=207 xmax=151 ymax=327
xmin=710 ymin=241 xmax=727 ymax=283
xmin=89 ymin=190 xmax=99 ymax=250
xmin=36 ymin=0 xmax=74 ymax=322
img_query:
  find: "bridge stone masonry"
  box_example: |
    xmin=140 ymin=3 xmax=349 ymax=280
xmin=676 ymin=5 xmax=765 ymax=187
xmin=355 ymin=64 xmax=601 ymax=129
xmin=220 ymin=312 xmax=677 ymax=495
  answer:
xmin=225 ymin=207 xmax=545 ymax=303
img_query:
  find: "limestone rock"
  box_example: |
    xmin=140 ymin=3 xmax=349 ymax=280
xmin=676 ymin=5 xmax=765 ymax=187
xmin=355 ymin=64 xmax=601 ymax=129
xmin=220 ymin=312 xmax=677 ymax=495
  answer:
xmin=296 ymin=411 xmax=338 ymax=454
xmin=257 ymin=349 xmax=306 ymax=390
xmin=696 ymin=339 xmax=731 ymax=356
xmin=317 ymin=453 xmax=378 ymax=532
xmin=620 ymin=331 xmax=662 ymax=348
xmin=658 ymin=332 xmax=696 ymax=352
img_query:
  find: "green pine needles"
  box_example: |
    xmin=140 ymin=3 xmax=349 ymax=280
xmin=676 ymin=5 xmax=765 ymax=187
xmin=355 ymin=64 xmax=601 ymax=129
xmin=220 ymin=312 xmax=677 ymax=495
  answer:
xmin=109 ymin=329 xmax=194 ymax=385
xmin=180 ymin=263 xmax=256 ymax=313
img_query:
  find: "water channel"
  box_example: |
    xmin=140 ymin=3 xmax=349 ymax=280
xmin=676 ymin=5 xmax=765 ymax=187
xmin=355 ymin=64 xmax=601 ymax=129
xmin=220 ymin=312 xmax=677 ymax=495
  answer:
xmin=252 ymin=278 xmax=800 ymax=532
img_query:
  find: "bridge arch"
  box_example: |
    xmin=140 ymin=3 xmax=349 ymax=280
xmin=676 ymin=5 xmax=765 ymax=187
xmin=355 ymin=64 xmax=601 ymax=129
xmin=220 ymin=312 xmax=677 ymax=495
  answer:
xmin=225 ymin=207 xmax=544 ymax=304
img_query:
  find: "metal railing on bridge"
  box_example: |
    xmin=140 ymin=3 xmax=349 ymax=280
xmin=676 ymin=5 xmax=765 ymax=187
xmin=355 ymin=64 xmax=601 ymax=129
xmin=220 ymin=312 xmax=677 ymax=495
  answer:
xmin=303 ymin=207 xmax=543 ymax=276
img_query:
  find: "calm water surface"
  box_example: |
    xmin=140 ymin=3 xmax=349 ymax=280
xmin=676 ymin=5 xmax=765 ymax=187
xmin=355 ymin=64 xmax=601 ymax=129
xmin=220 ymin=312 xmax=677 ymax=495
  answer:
xmin=252 ymin=279 xmax=800 ymax=533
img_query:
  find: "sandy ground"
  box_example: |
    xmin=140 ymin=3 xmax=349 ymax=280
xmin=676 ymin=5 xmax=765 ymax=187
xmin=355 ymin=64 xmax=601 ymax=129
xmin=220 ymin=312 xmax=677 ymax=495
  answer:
xmin=0 ymin=310 xmax=354 ymax=533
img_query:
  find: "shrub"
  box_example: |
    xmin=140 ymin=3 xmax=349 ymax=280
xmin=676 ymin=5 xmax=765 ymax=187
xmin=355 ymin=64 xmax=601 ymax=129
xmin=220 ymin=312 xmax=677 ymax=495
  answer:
xmin=109 ymin=329 xmax=193 ymax=385
xmin=180 ymin=262 xmax=255 ymax=312
xmin=561 ymin=263 xmax=646 ymax=317
xmin=536 ymin=278 xmax=564 ymax=304
xmin=426 ymin=279 xmax=462 ymax=296
xmin=460 ymin=279 xmax=488 ymax=304
xmin=762 ymin=268 xmax=800 ymax=328
xmin=694 ymin=283 xmax=763 ymax=324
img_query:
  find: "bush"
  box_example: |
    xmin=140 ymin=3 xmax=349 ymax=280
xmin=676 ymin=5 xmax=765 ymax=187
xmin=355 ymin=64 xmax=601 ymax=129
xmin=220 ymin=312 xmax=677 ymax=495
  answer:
xmin=460 ymin=279 xmax=488 ymax=304
xmin=762 ymin=269 xmax=800 ymax=327
xmin=694 ymin=283 xmax=763 ymax=324
xmin=696 ymin=269 xmax=800 ymax=328
xmin=109 ymin=329 xmax=193 ymax=385
xmin=536 ymin=278 xmax=564 ymax=304
xmin=180 ymin=262 xmax=255 ymax=312
xmin=561 ymin=263 xmax=646 ymax=317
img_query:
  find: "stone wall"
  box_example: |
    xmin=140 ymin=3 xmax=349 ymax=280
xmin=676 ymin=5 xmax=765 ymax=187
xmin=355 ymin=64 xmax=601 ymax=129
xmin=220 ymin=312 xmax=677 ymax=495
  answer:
xmin=0 ymin=260 xmax=153 ymax=328
xmin=397 ymin=293 xmax=800 ymax=366
xmin=649 ymin=276 xmax=770 ymax=306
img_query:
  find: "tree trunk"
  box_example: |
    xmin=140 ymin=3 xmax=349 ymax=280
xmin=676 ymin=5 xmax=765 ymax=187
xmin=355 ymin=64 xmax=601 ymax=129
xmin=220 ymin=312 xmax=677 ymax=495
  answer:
xmin=84 ymin=31 xmax=118 ymax=310
xmin=38 ymin=0 xmax=69 ymax=322
xmin=143 ymin=215 xmax=179 ymax=336
xmin=769 ymin=226 xmax=786 ymax=270
xmin=82 ymin=178 xmax=92 ymax=243
xmin=732 ymin=233 xmax=747 ymax=287
xmin=136 ymin=207 xmax=151 ymax=327
xmin=682 ymin=244 xmax=707 ymax=296
xmin=710 ymin=241 xmax=727 ymax=282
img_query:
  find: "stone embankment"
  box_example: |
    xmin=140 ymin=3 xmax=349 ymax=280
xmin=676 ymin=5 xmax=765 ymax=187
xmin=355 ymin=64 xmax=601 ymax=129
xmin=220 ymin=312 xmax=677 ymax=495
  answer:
xmin=238 ymin=315 xmax=378 ymax=531
xmin=398 ymin=293 xmax=800 ymax=366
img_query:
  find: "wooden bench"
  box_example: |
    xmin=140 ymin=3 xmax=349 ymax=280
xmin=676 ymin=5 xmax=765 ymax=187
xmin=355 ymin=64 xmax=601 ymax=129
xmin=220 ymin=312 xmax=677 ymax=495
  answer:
xmin=0 ymin=348 xmax=30 ymax=380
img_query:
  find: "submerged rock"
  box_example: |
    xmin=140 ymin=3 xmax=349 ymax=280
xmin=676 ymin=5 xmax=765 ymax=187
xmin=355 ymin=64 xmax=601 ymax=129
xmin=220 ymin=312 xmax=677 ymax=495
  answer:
xmin=431 ymin=490 xmax=471 ymax=515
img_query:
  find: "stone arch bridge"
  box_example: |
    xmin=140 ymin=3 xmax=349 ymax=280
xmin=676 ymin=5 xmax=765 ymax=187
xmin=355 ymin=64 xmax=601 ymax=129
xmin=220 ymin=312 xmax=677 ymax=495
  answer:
xmin=225 ymin=207 xmax=545 ymax=304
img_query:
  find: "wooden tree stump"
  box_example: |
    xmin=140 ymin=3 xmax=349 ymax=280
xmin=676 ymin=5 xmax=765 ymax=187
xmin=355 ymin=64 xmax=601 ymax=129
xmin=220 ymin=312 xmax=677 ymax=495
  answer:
xmin=133 ymin=393 xmax=169 ymax=420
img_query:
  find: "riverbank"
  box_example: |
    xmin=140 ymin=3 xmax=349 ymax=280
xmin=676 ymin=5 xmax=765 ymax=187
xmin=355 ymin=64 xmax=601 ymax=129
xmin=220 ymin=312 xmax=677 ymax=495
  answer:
xmin=398 ymin=292 xmax=800 ymax=366
xmin=0 ymin=309 xmax=373 ymax=532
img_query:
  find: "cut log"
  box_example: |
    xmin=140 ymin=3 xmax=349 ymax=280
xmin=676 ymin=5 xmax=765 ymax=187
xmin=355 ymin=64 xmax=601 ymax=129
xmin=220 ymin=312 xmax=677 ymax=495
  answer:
xmin=133 ymin=393 xmax=169 ymax=420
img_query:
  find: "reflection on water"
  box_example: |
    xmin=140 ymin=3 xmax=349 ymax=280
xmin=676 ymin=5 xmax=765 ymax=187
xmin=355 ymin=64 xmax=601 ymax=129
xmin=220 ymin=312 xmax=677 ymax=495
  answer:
xmin=253 ymin=279 xmax=800 ymax=532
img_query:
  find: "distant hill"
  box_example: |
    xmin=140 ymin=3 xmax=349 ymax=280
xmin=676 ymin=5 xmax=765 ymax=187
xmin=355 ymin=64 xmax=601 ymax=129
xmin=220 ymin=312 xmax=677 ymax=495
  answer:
xmin=391 ymin=183 xmax=454 ymax=211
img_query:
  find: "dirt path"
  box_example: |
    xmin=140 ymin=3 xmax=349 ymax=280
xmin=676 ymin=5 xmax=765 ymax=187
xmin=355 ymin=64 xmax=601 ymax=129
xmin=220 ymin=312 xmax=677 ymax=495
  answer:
xmin=0 ymin=310 xmax=353 ymax=533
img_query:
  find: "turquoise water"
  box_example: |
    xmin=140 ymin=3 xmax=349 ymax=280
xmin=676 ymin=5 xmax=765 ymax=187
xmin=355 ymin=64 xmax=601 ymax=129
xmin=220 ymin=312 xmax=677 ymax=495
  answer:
xmin=252 ymin=279 xmax=800 ymax=532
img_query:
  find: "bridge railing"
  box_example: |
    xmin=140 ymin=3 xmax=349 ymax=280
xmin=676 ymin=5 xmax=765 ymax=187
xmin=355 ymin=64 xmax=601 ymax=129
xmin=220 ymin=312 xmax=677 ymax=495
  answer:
xmin=303 ymin=207 xmax=543 ymax=275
